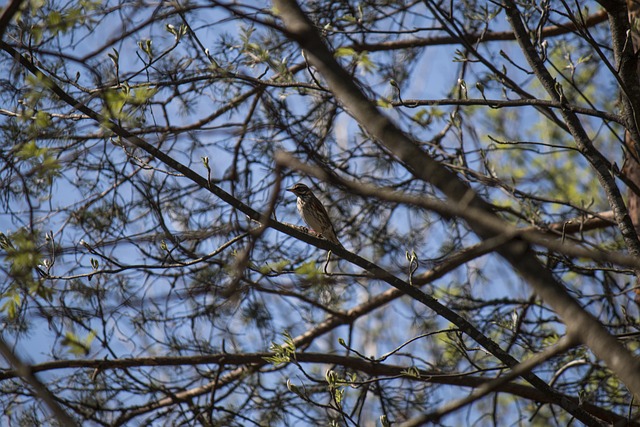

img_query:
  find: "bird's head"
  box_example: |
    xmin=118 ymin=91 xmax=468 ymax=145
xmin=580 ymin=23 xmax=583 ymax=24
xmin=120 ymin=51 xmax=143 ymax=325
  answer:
xmin=287 ymin=183 xmax=312 ymax=197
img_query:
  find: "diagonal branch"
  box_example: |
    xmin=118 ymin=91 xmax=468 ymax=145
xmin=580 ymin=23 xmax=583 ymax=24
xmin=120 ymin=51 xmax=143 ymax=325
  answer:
xmin=503 ymin=0 xmax=640 ymax=270
xmin=2 ymin=33 xmax=602 ymax=426
xmin=2 ymin=8 xmax=636 ymax=425
xmin=0 ymin=0 xmax=23 ymax=42
xmin=272 ymin=0 xmax=640 ymax=420
xmin=276 ymin=152 xmax=640 ymax=269
xmin=0 ymin=335 xmax=78 ymax=427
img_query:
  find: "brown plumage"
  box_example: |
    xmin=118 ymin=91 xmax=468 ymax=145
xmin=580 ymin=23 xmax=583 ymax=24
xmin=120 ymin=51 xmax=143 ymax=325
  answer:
xmin=287 ymin=183 xmax=341 ymax=246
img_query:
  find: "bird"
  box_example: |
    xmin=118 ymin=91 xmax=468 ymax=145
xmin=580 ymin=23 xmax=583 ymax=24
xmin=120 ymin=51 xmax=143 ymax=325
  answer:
xmin=287 ymin=183 xmax=342 ymax=246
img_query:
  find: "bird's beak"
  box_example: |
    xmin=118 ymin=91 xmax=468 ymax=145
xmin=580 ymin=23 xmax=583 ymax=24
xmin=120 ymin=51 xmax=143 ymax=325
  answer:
xmin=286 ymin=187 xmax=294 ymax=193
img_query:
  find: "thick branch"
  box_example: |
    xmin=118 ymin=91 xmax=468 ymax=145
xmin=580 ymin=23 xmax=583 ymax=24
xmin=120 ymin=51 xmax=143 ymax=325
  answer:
xmin=2 ymin=7 xmax=636 ymax=425
xmin=1 ymin=34 xmax=601 ymax=426
xmin=0 ymin=0 xmax=23 ymax=41
xmin=0 ymin=350 xmax=633 ymax=425
xmin=0 ymin=336 xmax=78 ymax=426
xmin=502 ymin=1 xmax=640 ymax=264
xmin=273 ymin=0 xmax=640 ymax=417
xmin=599 ymin=1 xmax=640 ymax=151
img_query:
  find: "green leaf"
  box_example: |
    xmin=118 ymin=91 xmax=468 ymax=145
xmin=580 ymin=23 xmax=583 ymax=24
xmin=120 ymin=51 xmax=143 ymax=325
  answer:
xmin=339 ymin=14 xmax=357 ymax=23
xmin=263 ymin=331 xmax=296 ymax=366
xmin=1 ymin=229 xmax=43 ymax=288
xmin=259 ymin=260 xmax=289 ymax=274
xmin=34 ymin=111 xmax=51 ymax=128
xmin=131 ymin=86 xmax=158 ymax=105
xmin=294 ymin=260 xmax=318 ymax=277
xmin=377 ymin=98 xmax=392 ymax=109
xmin=412 ymin=109 xmax=432 ymax=127
xmin=103 ymin=88 xmax=127 ymax=116
xmin=401 ymin=366 xmax=421 ymax=378
xmin=356 ymin=51 xmax=376 ymax=73
xmin=61 ymin=330 xmax=95 ymax=356
xmin=16 ymin=140 xmax=48 ymax=160
xmin=334 ymin=47 xmax=356 ymax=58
xmin=0 ymin=292 xmax=21 ymax=320
xmin=137 ymin=39 xmax=153 ymax=59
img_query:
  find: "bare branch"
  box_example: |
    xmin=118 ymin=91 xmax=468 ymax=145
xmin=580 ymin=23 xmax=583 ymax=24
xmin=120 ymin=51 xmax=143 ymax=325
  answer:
xmin=273 ymin=0 xmax=640 ymax=414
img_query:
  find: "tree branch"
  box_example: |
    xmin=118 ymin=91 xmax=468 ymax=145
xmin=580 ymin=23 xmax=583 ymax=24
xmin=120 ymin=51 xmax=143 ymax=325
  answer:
xmin=4 ymin=350 xmax=630 ymax=425
xmin=0 ymin=0 xmax=23 ymax=41
xmin=0 ymin=336 xmax=78 ymax=427
xmin=503 ymin=0 xmax=640 ymax=269
xmin=273 ymin=0 xmax=640 ymax=420
xmin=350 ymin=9 xmax=608 ymax=52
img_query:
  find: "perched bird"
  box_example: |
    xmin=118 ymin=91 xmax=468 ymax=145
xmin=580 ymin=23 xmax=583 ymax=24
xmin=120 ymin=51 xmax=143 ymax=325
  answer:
xmin=287 ymin=183 xmax=342 ymax=246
